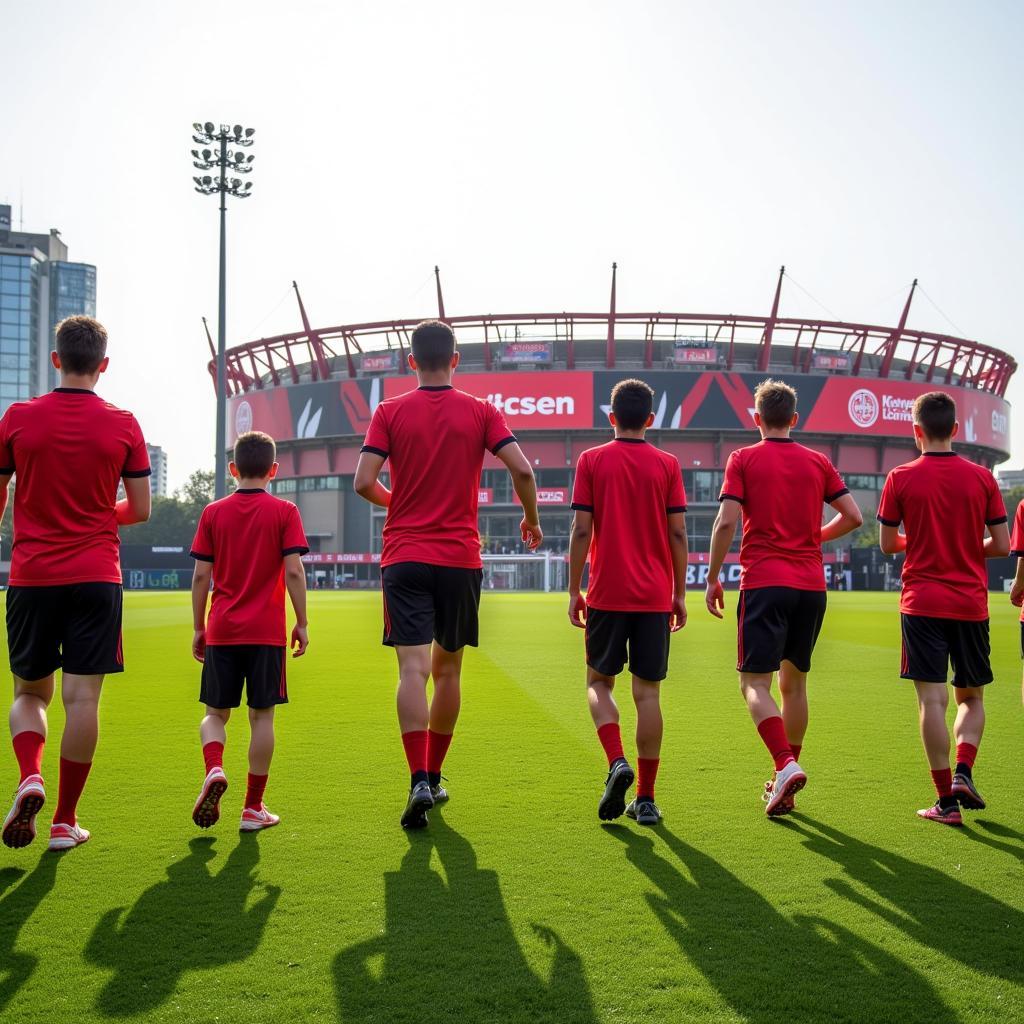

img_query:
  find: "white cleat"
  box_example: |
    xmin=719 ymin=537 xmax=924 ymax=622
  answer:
xmin=240 ymin=805 xmax=280 ymax=832
xmin=764 ymin=760 xmax=807 ymax=817
xmin=48 ymin=822 xmax=91 ymax=851
xmin=192 ymin=767 xmax=229 ymax=829
xmin=3 ymin=775 xmax=46 ymax=849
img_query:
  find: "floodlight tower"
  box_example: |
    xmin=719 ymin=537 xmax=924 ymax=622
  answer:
xmin=191 ymin=122 xmax=255 ymax=499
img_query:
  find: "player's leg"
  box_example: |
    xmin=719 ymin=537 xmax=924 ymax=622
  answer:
xmin=625 ymin=612 xmax=670 ymax=825
xmin=427 ymin=644 xmax=463 ymax=802
xmin=49 ymin=672 xmax=103 ymax=850
xmin=3 ymin=675 xmax=54 ymax=849
xmin=948 ymin=618 xmax=993 ymax=811
xmin=194 ymin=706 xmax=231 ymax=828
xmin=239 ymin=645 xmax=288 ymax=831
xmin=777 ymin=663 xmax=808 ymax=763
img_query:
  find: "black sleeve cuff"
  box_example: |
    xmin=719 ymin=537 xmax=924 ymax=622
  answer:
xmin=190 ymin=551 xmax=215 ymax=562
xmin=986 ymin=516 xmax=1008 ymax=526
xmin=719 ymin=493 xmax=744 ymax=505
xmin=282 ymin=546 xmax=310 ymax=556
xmin=1010 ymin=550 xmax=1024 ymax=557
xmin=570 ymin=502 xmax=594 ymax=513
xmin=876 ymin=515 xmax=900 ymax=527
xmin=123 ymin=467 xmax=152 ymax=478
xmin=825 ymin=488 xmax=850 ymax=503
xmin=0 ymin=465 xmax=13 ymax=475
xmin=667 ymin=505 xmax=687 ymax=514
xmin=491 ymin=436 xmax=517 ymax=455
xmin=360 ymin=445 xmax=389 ymax=458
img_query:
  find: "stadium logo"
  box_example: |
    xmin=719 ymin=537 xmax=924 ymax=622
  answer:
xmin=235 ymin=400 xmax=253 ymax=436
xmin=485 ymin=393 xmax=575 ymax=416
xmin=848 ymin=389 xmax=879 ymax=428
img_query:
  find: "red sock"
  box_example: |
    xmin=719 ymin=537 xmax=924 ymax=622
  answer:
xmin=637 ymin=758 xmax=660 ymax=800
xmin=427 ymin=730 xmax=453 ymax=778
xmin=931 ymin=768 xmax=953 ymax=799
xmin=244 ymin=772 xmax=268 ymax=810
xmin=12 ymin=730 xmax=45 ymax=782
xmin=203 ymin=741 xmax=224 ymax=775
xmin=401 ymin=730 xmax=429 ymax=782
xmin=955 ymin=743 xmax=977 ymax=770
xmin=53 ymin=758 xmax=92 ymax=827
xmin=791 ymin=743 xmax=802 ymax=762
xmin=596 ymin=723 xmax=625 ymax=766
xmin=756 ymin=717 xmax=794 ymax=772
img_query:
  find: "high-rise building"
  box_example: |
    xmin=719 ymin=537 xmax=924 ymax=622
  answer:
xmin=147 ymin=443 xmax=168 ymax=497
xmin=0 ymin=203 xmax=96 ymax=414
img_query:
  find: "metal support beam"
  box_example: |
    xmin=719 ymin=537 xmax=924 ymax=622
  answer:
xmin=435 ymin=265 xmax=446 ymax=321
xmin=606 ymin=262 xmax=617 ymax=368
xmin=293 ymin=281 xmax=341 ymax=379
xmin=879 ymin=278 xmax=917 ymax=378
xmin=757 ymin=265 xmax=785 ymax=372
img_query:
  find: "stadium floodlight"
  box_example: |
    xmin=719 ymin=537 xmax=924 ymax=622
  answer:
xmin=190 ymin=120 xmax=257 ymax=498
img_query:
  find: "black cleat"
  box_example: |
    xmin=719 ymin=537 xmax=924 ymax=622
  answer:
xmin=430 ymin=784 xmax=449 ymax=805
xmin=952 ymin=772 xmax=986 ymax=810
xmin=626 ymin=798 xmax=662 ymax=826
xmin=598 ymin=759 xmax=635 ymax=821
xmin=401 ymin=780 xmax=434 ymax=830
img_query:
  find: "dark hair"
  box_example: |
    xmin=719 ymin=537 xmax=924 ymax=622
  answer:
xmin=611 ymin=378 xmax=655 ymax=430
xmin=754 ymin=378 xmax=798 ymax=429
xmin=55 ymin=315 xmax=107 ymax=374
xmin=234 ymin=431 xmax=276 ymax=479
xmin=913 ymin=391 xmax=956 ymax=440
xmin=411 ymin=319 xmax=455 ymax=372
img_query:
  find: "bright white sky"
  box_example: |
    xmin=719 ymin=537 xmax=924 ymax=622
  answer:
xmin=3 ymin=0 xmax=1022 ymax=489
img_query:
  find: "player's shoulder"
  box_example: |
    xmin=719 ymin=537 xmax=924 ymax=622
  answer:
xmin=791 ymin=441 xmax=834 ymax=469
xmin=576 ymin=440 xmax=616 ymax=464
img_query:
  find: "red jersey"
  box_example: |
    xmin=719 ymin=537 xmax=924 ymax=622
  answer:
xmin=0 ymin=388 xmax=150 ymax=586
xmin=877 ymin=452 xmax=1005 ymax=621
xmin=571 ymin=438 xmax=687 ymax=612
xmin=720 ymin=438 xmax=848 ymax=591
xmin=1010 ymin=504 xmax=1024 ymax=623
xmin=362 ymin=385 xmax=516 ymax=569
xmin=190 ymin=489 xmax=309 ymax=645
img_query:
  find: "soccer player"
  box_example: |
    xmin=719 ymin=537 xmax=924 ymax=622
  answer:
xmin=567 ymin=379 xmax=688 ymax=826
xmin=0 ymin=316 xmax=151 ymax=851
xmin=354 ymin=319 xmax=542 ymax=830
xmin=189 ymin=431 xmax=310 ymax=832
xmin=1008 ymin=507 xmax=1024 ymax=703
xmin=705 ymin=379 xmax=862 ymax=816
xmin=877 ymin=392 xmax=1008 ymax=826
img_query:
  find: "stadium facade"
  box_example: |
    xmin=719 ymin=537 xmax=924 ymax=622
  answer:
xmin=213 ymin=269 xmax=1015 ymax=590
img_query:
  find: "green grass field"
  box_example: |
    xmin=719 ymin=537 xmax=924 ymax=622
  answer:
xmin=1 ymin=591 xmax=1023 ymax=1023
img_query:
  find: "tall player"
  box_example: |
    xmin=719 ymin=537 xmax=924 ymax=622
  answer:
xmin=354 ymin=320 xmax=542 ymax=829
xmin=705 ymin=379 xmax=862 ymax=816
xmin=568 ymin=379 xmax=688 ymax=826
xmin=0 ymin=316 xmax=151 ymax=851
xmin=877 ymin=392 xmax=1008 ymax=826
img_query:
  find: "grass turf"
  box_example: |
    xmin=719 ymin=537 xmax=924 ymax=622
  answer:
xmin=1 ymin=590 xmax=1023 ymax=1023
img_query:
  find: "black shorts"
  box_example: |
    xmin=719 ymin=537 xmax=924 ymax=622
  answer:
xmin=381 ymin=562 xmax=482 ymax=652
xmin=200 ymin=645 xmax=289 ymax=709
xmin=6 ymin=583 xmax=124 ymax=679
xmin=585 ymin=609 xmax=671 ymax=682
xmin=901 ymin=614 xmax=992 ymax=687
xmin=737 ymin=587 xmax=826 ymax=674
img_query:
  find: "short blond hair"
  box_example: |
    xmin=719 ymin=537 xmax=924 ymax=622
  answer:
xmin=754 ymin=379 xmax=798 ymax=428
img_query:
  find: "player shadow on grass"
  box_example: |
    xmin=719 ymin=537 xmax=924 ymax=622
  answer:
xmin=0 ymin=855 xmax=62 ymax=1013
xmin=608 ymin=824 xmax=961 ymax=1024
xmin=777 ymin=815 xmax=1024 ymax=983
xmin=333 ymin=812 xmax=598 ymax=1024
xmin=83 ymin=834 xmax=280 ymax=1017
xmin=958 ymin=819 xmax=1024 ymax=865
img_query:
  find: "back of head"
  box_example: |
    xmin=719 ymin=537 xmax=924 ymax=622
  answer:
xmin=411 ymin=319 xmax=455 ymax=372
xmin=234 ymin=431 xmax=276 ymax=480
xmin=55 ymin=315 xmax=107 ymax=375
xmin=754 ymin=378 xmax=797 ymax=429
xmin=610 ymin=378 xmax=654 ymax=430
xmin=912 ymin=391 xmax=956 ymax=441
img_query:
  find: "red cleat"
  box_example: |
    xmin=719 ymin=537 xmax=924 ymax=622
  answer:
xmin=916 ymin=802 xmax=963 ymax=827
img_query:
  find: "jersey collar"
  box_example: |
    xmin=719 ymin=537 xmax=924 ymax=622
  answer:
xmin=235 ymin=488 xmax=266 ymax=494
xmin=922 ymin=451 xmax=958 ymax=457
xmin=763 ymin=437 xmax=794 ymax=443
xmin=418 ymin=385 xmax=453 ymax=391
xmin=53 ymin=387 xmax=97 ymax=395
xmin=613 ymin=437 xmax=646 ymax=444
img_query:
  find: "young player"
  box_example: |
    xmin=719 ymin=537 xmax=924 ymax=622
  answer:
xmin=705 ymin=379 xmax=862 ymax=816
xmin=0 ymin=316 xmax=151 ymax=851
xmin=189 ymin=431 xmax=310 ymax=832
xmin=1008 ymin=509 xmax=1024 ymax=703
xmin=354 ymin=320 xmax=542 ymax=830
xmin=568 ymin=379 xmax=688 ymax=826
xmin=877 ymin=392 xmax=1008 ymax=826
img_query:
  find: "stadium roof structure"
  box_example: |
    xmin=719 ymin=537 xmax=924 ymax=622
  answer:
xmin=208 ymin=265 xmax=1016 ymax=399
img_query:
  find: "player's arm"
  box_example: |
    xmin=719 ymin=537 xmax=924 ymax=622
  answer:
xmin=567 ymin=510 xmax=592 ymax=627
xmin=284 ymin=552 xmax=309 ymax=656
xmin=191 ymin=559 xmax=213 ymax=662
xmin=820 ymin=493 xmax=863 ymax=543
xmin=983 ymin=520 xmax=1010 ymax=558
xmin=878 ymin=523 xmax=907 ymax=554
xmin=116 ymin=476 xmax=152 ymax=525
xmin=705 ymin=499 xmax=740 ymax=618
xmin=353 ymin=451 xmax=392 ymax=508
xmin=1010 ymin=556 xmax=1024 ymax=608
xmin=496 ymin=442 xmax=542 ymax=550
xmin=667 ymin=512 xmax=688 ymax=632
